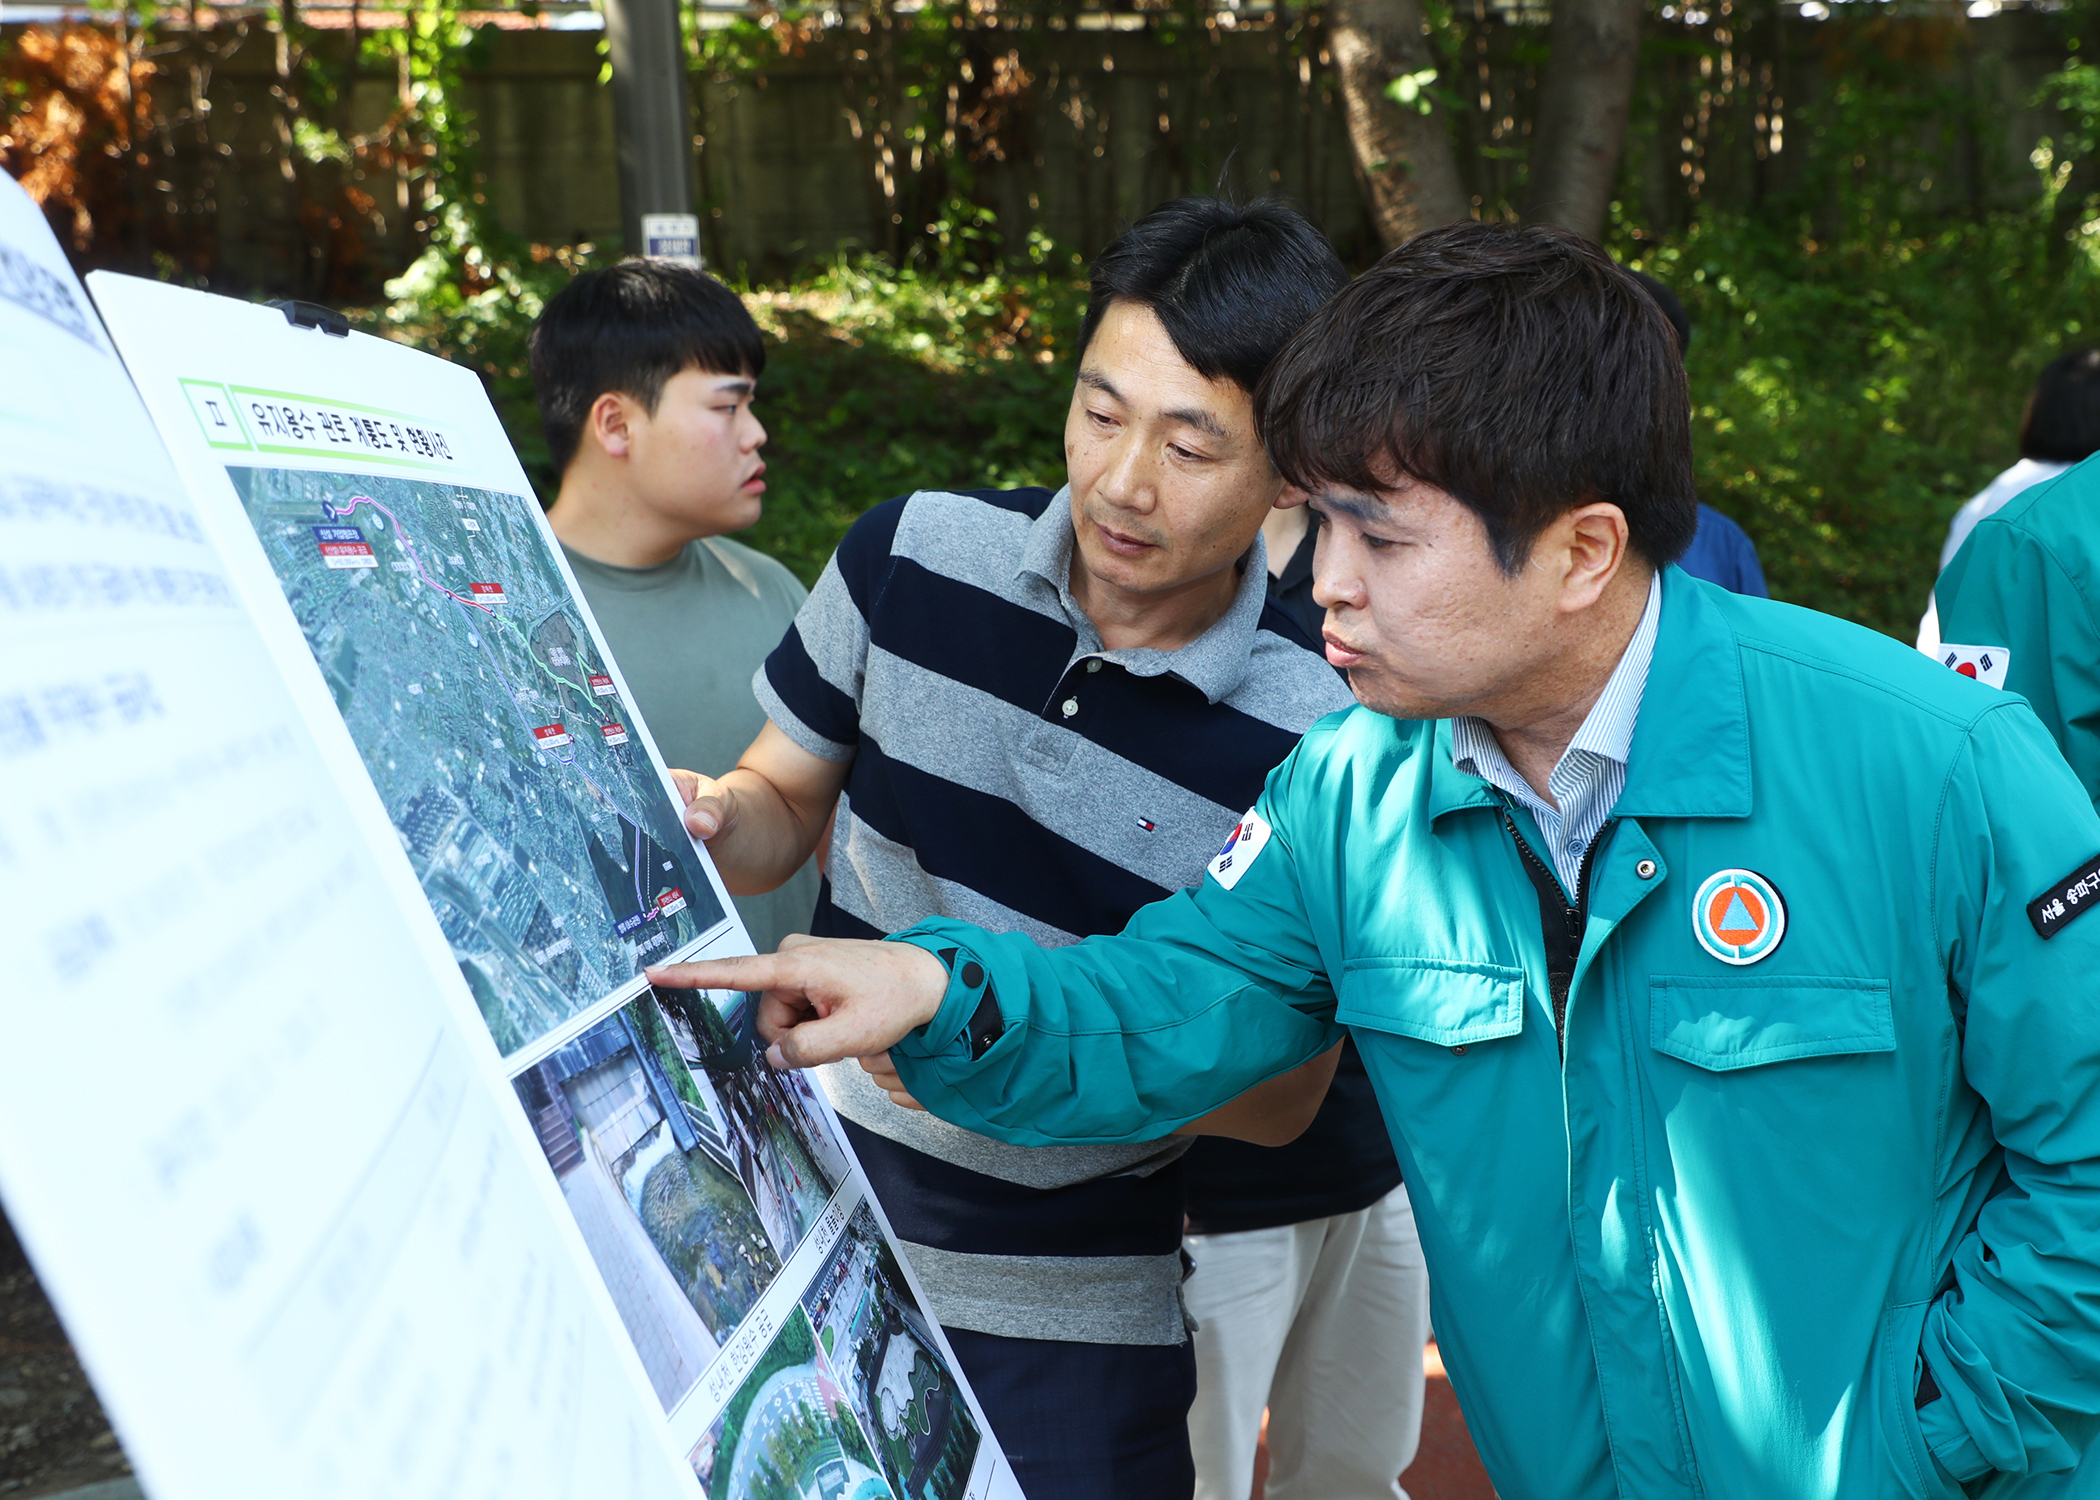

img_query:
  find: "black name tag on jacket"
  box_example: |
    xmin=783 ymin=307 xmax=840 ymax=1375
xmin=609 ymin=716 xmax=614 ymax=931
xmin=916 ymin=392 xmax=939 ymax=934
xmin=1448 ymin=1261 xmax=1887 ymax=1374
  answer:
xmin=2029 ymin=852 xmax=2100 ymax=939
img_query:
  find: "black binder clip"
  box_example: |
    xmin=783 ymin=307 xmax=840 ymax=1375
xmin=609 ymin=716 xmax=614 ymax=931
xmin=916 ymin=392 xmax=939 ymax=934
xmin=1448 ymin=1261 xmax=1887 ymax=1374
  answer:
xmin=266 ymin=299 xmax=350 ymax=338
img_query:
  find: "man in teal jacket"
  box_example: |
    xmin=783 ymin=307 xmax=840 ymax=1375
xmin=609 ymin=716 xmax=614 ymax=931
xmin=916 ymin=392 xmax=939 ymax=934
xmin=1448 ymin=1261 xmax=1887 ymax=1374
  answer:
xmin=1934 ymin=457 xmax=2100 ymax=810
xmin=655 ymin=225 xmax=2100 ymax=1499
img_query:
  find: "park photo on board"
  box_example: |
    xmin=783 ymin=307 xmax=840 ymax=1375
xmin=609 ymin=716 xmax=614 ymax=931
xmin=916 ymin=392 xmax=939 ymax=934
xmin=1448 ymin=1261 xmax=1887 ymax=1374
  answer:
xmin=654 ymin=983 xmax=852 ymax=1253
xmin=511 ymin=992 xmax=782 ymax=1408
xmin=799 ymin=1202 xmax=983 ymax=1500
xmin=687 ymin=1305 xmax=893 ymax=1500
xmin=510 ymin=983 xmax=855 ymax=1410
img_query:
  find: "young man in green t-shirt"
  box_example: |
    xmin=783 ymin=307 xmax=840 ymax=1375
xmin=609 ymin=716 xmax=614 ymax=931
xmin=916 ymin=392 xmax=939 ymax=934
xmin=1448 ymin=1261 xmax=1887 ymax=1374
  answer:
xmin=530 ymin=260 xmax=820 ymax=952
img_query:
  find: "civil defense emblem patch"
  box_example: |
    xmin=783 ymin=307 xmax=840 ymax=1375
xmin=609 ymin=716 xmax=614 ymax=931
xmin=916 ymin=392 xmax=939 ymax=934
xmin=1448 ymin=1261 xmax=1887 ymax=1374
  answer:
xmin=1692 ymin=868 xmax=1788 ymax=966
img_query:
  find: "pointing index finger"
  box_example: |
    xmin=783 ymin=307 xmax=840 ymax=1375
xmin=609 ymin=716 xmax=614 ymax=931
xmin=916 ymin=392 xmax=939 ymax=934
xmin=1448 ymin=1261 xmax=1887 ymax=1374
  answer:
xmin=646 ymin=954 xmax=793 ymax=993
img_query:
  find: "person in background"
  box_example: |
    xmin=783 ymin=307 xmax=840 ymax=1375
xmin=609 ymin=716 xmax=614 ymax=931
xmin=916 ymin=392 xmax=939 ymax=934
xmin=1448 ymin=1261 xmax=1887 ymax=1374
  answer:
xmin=666 ymin=221 xmax=2100 ymax=1500
xmin=1633 ymin=271 xmax=1769 ymax=597
xmin=1919 ymin=350 xmax=2100 ymax=653
xmin=530 ymin=260 xmax=821 ymax=955
xmin=667 ymin=197 xmax=1358 ymax=1500
xmin=1176 ymin=503 xmax=1428 ymax=1500
xmin=1940 ymin=351 xmax=2100 ymax=570
xmin=1931 ymin=352 xmax=2100 ymax=807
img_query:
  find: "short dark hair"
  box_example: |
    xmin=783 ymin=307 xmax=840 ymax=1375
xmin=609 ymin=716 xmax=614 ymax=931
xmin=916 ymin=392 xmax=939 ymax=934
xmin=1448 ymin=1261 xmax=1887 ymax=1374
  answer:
xmin=2020 ymin=348 xmax=2100 ymax=464
xmin=1257 ymin=221 xmax=1699 ymax=574
xmin=1077 ymin=197 xmax=1349 ymax=394
xmin=529 ymin=259 xmax=766 ymax=476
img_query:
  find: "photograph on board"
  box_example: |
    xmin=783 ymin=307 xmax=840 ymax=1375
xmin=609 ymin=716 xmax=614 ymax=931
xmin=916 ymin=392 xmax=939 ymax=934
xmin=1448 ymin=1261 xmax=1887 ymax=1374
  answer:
xmin=651 ymin=983 xmax=850 ymax=1256
xmin=799 ymin=1202 xmax=983 ymax=1500
xmin=687 ymin=1306 xmax=892 ymax=1500
xmin=511 ymin=993 xmax=780 ymax=1408
xmin=224 ymin=465 xmax=727 ymax=1056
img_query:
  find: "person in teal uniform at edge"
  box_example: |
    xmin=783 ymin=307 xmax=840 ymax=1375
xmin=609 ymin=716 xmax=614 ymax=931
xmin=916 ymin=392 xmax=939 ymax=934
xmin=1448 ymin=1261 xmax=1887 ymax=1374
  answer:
xmin=1933 ymin=364 xmax=2100 ymax=810
xmin=652 ymin=222 xmax=2100 ymax=1500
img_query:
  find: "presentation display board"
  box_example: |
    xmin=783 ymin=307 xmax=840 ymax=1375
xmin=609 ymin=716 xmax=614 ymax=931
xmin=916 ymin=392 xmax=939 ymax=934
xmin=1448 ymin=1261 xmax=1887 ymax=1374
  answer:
xmin=0 ymin=177 xmax=683 ymax=1500
xmin=0 ymin=167 xmax=1017 ymax=1500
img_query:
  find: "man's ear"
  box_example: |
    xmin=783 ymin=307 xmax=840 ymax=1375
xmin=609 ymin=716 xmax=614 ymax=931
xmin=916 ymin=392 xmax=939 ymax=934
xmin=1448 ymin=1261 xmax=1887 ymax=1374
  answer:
xmin=587 ymin=391 xmax=635 ymax=462
xmin=1554 ymin=501 xmax=1633 ymax=613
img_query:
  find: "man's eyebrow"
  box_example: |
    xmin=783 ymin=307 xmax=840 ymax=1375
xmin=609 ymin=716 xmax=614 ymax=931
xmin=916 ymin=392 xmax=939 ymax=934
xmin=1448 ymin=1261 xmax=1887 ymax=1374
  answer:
xmin=1162 ymin=406 xmax=1232 ymax=442
xmin=1076 ymin=369 xmax=1123 ymax=403
xmin=1076 ymin=372 xmax=1229 ymax=442
xmin=1308 ymin=490 xmax=1389 ymax=525
xmin=708 ymin=377 xmax=756 ymax=398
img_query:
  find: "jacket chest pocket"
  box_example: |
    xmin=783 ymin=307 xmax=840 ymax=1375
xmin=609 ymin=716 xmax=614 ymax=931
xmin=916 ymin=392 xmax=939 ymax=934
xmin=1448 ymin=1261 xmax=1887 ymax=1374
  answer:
xmin=1337 ymin=957 xmax=1527 ymax=1048
xmin=1648 ymin=975 xmax=1894 ymax=1070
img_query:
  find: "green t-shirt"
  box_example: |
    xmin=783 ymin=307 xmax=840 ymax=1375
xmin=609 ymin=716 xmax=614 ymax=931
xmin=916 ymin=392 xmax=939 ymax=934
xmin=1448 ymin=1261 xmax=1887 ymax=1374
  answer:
xmin=562 ymin=535 xmax=820 ymax=954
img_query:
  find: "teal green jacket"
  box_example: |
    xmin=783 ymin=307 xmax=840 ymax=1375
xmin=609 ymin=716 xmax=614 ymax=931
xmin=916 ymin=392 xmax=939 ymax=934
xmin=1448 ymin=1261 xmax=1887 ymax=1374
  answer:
xmin=889 ymin=568 xmax=2100 ymax=1500
xmin=1937 ymin=456 xmax=2100 ymax=810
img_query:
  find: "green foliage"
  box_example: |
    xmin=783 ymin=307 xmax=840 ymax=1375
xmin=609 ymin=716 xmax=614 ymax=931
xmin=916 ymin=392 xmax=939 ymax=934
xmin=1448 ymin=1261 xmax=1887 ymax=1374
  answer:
xmin=379 ymin=197 xmax=2100 ymax=634
xmin=367 ymin=0 xmax=2100 ymax=635
xmin=1625 ymin=211 xmax=2100 ymax=637
xmin=1593 ymin=6 xmax=2100 ymax=639
xmin=378 ymin=214 xmax=1083 ymax=587
xmin=366 ymin=238 xmax=607 ymax=494
xmin=737 ymin=242 xmax=1083 ymax=583
xmin=1384 ymin=67 xmax=1442 ymax=116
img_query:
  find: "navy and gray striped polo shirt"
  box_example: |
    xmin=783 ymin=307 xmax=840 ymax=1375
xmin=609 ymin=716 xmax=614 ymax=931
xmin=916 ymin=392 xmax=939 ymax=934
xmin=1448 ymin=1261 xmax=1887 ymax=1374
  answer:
xmin=755 ymin=484 xmax=1352 ymax=1345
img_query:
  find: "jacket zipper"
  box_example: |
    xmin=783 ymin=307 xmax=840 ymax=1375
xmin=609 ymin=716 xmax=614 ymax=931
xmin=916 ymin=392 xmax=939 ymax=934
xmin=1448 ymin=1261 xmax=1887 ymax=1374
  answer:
xmin=1500 ymin=806 xmax=1613 ymax=1058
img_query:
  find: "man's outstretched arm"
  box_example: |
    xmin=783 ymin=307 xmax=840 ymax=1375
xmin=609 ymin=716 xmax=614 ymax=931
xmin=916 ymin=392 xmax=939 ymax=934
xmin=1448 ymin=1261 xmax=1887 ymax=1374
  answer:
xmin=650 ymin=782 xmax=1343 ymax=1147
xmin=823 ymin=1023 xmax=1340 ymax=1147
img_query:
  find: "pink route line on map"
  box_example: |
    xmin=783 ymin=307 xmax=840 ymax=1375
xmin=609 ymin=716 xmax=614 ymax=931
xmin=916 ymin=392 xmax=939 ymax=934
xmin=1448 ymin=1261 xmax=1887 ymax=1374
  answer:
xmin=328 ymin=490 xmax=610 ymax=723
xmin=322 ymin=491 xmax=688 ymax=948
xmin=324 ymin=490 xmax=610 ymax=757
xmin=326 ymin=493 xmax=495 ymax=614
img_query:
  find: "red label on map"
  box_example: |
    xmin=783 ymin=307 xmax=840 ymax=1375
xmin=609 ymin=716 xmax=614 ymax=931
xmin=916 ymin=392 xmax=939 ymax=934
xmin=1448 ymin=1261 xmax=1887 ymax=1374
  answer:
xmin=469 ymin=582 xmax=506 ymax=603
xmin=532 ymin=723 xmax=571 ymax=749
xmin=600 ymin=722 xmax=630 ymax=746
xmin=318 ymin=541 xmax=377 ymax=569
xmin=589 ymin=674 xmax=616 ymax=697
xmin=656 ymin=887 xmax=688 ymax=917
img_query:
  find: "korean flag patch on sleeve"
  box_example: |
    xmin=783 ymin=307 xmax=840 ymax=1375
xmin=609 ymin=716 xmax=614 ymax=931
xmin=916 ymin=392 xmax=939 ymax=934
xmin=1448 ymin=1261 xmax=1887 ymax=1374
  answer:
xmin=1208 ymin=809 xmax=1273 ymax=891
xmin=1939 ymin=643 xmax=2011 ymax=688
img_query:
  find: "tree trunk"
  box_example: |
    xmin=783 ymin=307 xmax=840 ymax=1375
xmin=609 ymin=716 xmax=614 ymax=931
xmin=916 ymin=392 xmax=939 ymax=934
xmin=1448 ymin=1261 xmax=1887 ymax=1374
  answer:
xmin=1521 ymin=0 xmax=1644 ymax=242
xmin=1329 ymin=0 xmax=1470 ymax=249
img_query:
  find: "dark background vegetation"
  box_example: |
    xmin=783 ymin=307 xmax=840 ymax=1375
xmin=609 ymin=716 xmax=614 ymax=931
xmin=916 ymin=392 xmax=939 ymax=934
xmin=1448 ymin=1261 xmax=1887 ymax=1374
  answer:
xmin=8 ymin=0 xmax=2100 ymax=636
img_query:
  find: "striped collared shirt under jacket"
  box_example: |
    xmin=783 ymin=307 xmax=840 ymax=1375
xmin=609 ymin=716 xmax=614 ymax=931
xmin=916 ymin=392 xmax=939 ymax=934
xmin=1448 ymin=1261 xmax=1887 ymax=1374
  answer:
xmin=1450 ymin=570 xmax=1663 ymax=893
xmin=756 ymin=485 xmax=1352 ymax=1344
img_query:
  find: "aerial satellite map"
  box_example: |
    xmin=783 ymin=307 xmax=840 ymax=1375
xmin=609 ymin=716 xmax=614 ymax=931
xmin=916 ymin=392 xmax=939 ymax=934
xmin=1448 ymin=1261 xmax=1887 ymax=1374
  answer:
xmin=227 ymin=466 xmax=728 ymax=1055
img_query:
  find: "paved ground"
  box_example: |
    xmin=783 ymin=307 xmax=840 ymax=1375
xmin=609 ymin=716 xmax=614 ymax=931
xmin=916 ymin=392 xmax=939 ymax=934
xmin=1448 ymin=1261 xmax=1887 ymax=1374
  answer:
xmin=1250 ymin=1340 xmax=1496 ymax=1500
xmin=0 ymin=1219 xmax=132 ymax=1499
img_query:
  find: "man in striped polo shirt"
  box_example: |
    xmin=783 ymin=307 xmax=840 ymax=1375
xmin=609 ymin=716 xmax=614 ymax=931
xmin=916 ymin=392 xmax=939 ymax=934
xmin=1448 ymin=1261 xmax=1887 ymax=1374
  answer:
xmin=672 ymin=197 xmax=1355 ymax=1498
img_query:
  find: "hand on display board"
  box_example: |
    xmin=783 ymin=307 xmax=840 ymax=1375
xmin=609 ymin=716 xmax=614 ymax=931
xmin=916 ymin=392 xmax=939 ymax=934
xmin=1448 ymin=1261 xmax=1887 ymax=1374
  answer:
xmin=648 ymin=935 xmax=949 ymax=1071
xmin=669 ymin=766 xmax=738 ymax=840
xmin=666 ymin=723 xmax=848 ymax=895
